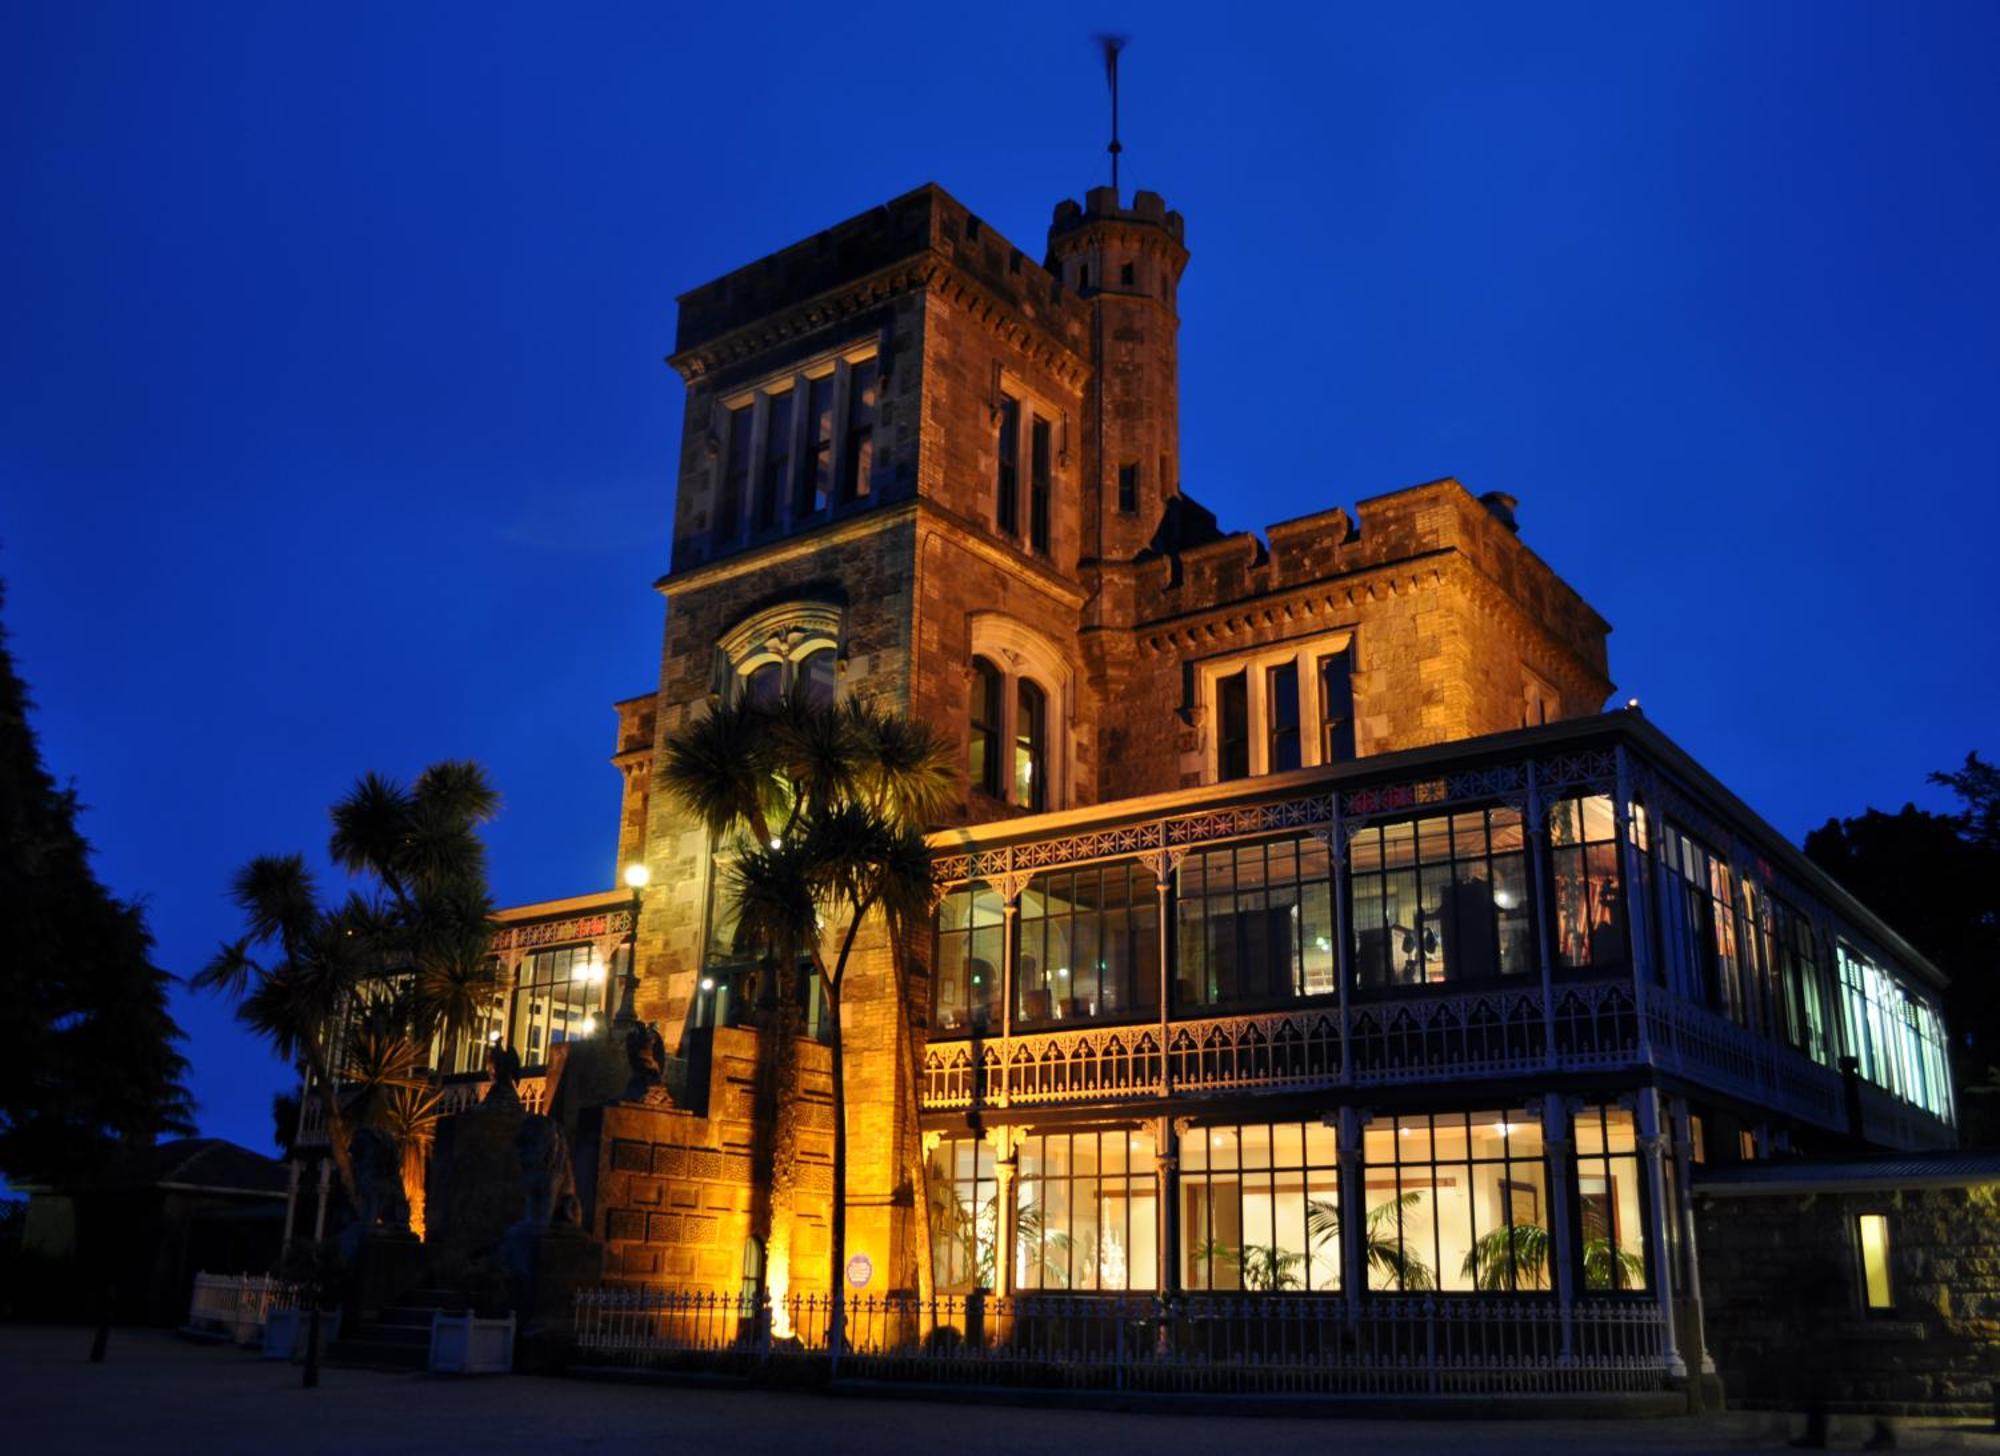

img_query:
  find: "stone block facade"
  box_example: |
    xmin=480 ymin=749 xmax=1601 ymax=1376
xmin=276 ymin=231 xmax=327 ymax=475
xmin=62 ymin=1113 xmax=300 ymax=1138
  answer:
xmin=1696 ymin=1172 xmax=2000 ymax=1414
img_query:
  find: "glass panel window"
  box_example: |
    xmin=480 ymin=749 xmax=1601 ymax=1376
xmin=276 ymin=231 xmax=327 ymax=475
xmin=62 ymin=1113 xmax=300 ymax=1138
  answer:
xmin=1772 ymin=899 xmax=1828 ymax=1064
xmin=928 ymin=1137 xmax=999 ymax=1291
xmin=932 ymin=882 xmax=1004 ymax=1033
xmin=995 ymin=394 xmax=1020 ymax=534
xmin=1182 ymin=1121 xmax=1340 ymax=1292
xmin=968 ymin=657 xmax=1003 ymax=798
xmin=1014 ymin=678 xmax=1047 ymax=811
xmin=1015 ymin=1128 xmax=1157 ymax=1291
xmin=1014 ymin=862 xmax=1160 ymax=1028
xmin=1174 ymin=834 xmax=1333 ymax=1010
xmin=510 ymin=945 xmax=605 ymax=1065
xmin=1548 ymin=794 xmax=1628 ymax=972
xmin=1029 ymin=415 xmax=1052 ymax=555
xmin=1267 ymin=662 xmax=1302 ymax=773
xmin=1319 ymin=649 xmax=1355 ymax=763
xmin=840 ymin=357 xmax=877 ymax=502
xmin=1217 ymin=671 xmax=1250 ymax=782
xmin=1574 ymin=1104 xmax=1649 ymax=1292
xmin=1658 ymin=826 xmax=1747 ymax=1022
xmin=800 ymin=373 xmax=835 ymax=515
xmin=1359 ymin=1110 xmax=1548 ymax=1292
xmin=717 ymin=404 xmax=751 ymax=544
xmin=756 ymin=390 xmax=792 ymax=530
xmin=1350 ymin=806 xmax=1532 ymax=987
xmin=436 ymin=980 xmax=505 ymax=1075
xmin=1837 ymin=945 xmax=1952 ymax=1119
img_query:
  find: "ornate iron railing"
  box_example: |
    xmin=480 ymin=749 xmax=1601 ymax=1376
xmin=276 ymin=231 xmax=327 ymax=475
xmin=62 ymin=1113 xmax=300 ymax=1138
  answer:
xmin=572 ymin=1286 xmax=1672 ymax=1396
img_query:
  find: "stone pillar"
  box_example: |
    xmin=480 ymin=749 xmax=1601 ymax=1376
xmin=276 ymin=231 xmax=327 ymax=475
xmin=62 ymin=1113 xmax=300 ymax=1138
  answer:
xmin=1334 ymin=1107 xmax=1367 ymax=1320
xmin=1540 ymin=1096 xmax=1578 ymax=1358
xmin=1636 ymin=1087 xmax=1688 ymax=1378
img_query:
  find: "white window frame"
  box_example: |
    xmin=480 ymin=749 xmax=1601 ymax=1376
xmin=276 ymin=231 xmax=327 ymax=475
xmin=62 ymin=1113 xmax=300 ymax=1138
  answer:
xmin=712 ymin=341 xmax=880 ymax=547
xmin=967 ymin=611 xmax=1073 ymax=812
xmin=1196 ymin=631 xmax=1357 ymax=785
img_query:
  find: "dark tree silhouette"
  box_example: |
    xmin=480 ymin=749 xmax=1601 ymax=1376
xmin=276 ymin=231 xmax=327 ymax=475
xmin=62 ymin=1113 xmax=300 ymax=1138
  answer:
xmin=1804 ymin=752 xmax=2000 ymax=1145
xmin=0 ymin=583 xmax=193 ymax=1184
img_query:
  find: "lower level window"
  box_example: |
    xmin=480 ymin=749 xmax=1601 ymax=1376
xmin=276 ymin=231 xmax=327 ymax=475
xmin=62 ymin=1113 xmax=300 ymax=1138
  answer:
xmin=1015 ymin=1128 xmax=1158 ymax=1291
xmin=928 ymin=1137 xmax=999 ymax=1291
xmin=1857 ymin=1212 xmax=1893 ymax=1310
xmin=1181 ymin=1121 xmax=1340 ymax=1292
xmin=1360 ymin=1109 xmax=1549 ymax=1292
xmin=1575 ymin=1104 xmax=1648 ymax=1291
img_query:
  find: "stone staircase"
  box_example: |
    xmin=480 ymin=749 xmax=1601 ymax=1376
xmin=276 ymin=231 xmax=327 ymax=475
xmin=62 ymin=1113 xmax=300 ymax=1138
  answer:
xmin=325 ymin=1287 xmax=462 ymax=1371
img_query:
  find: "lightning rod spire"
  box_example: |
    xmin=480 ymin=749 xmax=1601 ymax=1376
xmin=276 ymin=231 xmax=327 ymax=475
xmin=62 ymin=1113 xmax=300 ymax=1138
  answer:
xmin=1096 ymin=33 xmax=1128 ymax=192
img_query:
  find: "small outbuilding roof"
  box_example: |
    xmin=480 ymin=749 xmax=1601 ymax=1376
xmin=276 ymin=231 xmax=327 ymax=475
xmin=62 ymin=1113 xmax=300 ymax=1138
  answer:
xmin=1694 ymin=1152 xmax=2000 ymax=1198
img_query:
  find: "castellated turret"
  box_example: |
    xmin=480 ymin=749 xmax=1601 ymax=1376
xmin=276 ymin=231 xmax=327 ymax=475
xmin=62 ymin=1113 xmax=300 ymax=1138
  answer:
xmin=1046 ymin=187 xmax=1188 ymax=567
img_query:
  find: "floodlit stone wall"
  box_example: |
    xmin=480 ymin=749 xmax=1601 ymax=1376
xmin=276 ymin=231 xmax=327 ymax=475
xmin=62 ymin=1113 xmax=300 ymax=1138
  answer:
xmin=1696 ymin=1180 xmax=2000 ymax=1414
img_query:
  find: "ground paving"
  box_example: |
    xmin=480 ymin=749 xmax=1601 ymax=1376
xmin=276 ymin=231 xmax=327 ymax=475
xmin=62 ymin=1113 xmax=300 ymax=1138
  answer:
xmin=3 ymin=1326 xmax=1998 ymax=1455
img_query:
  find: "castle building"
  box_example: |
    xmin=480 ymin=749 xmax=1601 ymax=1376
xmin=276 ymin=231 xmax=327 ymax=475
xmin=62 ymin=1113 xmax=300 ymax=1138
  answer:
xmin=343 ymin=178 xmax=1956 ymax=1383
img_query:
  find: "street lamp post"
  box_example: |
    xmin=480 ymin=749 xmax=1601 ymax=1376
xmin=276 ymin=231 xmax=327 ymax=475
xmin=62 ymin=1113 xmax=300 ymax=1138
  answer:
xmin=611 ymin=862 xmax=650 ymax=1035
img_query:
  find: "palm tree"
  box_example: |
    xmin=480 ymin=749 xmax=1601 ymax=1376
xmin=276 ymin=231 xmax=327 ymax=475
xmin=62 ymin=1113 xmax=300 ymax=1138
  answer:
xmin=1462 ymin=1221 xmax=1646 ymax=1292
xmin=195 ymin=763 xmax=499 ymax=1209
xmin=660 ymin=692 xmax=950 ymax=1357
xmin=1307 ymin=1193 xmax=1435 ymax=1291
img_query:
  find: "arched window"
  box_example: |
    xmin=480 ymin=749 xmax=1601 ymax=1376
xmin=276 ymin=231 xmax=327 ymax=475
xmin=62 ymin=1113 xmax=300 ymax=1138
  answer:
xmin=969 ymin=657 xmax=1003 ymax=797
xmin=717 ymin=601 xmax=843 ymax=708
xmin=1015 ymin=679 xmax=1048 ymax=811
xmin=965 ymin=613 xmax=1073 ymax=812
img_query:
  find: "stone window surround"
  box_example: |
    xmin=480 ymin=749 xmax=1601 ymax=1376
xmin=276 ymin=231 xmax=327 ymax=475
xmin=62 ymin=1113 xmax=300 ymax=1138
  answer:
xmin=714 ymin=600 xmax=845 ymax=704
xmin=711 ymin=338 xmax=881 ymax=545
xmin=1193 ymin=629 xmax=1357 ymax=785
xmin=988 ymin=364 xmax=1068 ymax=559
xmin=964 ymin=610 xmax=1074 ymax=812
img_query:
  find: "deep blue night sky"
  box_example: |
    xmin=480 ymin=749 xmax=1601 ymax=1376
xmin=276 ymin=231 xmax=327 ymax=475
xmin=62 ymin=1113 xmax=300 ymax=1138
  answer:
xmin=5 ymin=1 xmax=1996 ymax=1154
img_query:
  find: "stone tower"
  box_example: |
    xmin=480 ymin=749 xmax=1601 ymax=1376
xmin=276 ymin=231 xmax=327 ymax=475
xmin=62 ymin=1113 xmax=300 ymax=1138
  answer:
xmin=1046 ymin=187 xmax=1189 ymax=571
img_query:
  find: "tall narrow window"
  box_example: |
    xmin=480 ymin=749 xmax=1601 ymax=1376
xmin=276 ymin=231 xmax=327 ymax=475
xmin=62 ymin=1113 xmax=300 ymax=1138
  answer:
xmin=716 ymin=405 xmax=751 ymax=545
xmin=996 ymin=392 xmax=1024 ymax=536
xmin=1548 ymin=795 xmax=1627 ymax=971
xmin=801 ymin=374 xmax=835 ymax=515
xmin=840 ymin=357 xmax=877 ymax=502
xmin=1266 ymin=662 xmax=1301 ymax=773
xmin=1029 ymin=415 xmax=1052 ymax=555
xmin=1319 ymin=649 xmax=1355 ymax=762
xmin=1118 ymin=462 xmax=1138 ymax=514
xmin=1015 ymin=678 xmax=1047 ymax=811
xmin=968 ymin=657 xmax=1003 ymax=798
xmin=757 ymin=391 xmax=792 ymax=530
xmin=1217 ymin=671 xmax=1250 ymax=782
xmin=1575 ymin=1105 xmax=1649 ymax=1291
xmin=1857 ymin=1214 xmax=1893 ymax=1310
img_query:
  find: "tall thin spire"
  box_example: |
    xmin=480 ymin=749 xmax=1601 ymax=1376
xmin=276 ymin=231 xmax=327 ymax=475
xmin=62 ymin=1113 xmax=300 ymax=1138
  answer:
xmin=1096 ymin=33 xmax=1128 ymax=192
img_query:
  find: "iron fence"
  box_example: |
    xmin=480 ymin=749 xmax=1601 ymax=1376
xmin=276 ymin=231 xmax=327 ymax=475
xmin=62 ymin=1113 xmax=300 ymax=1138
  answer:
xmin=572 ymin=1287 xmax=1671 ymax=1395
